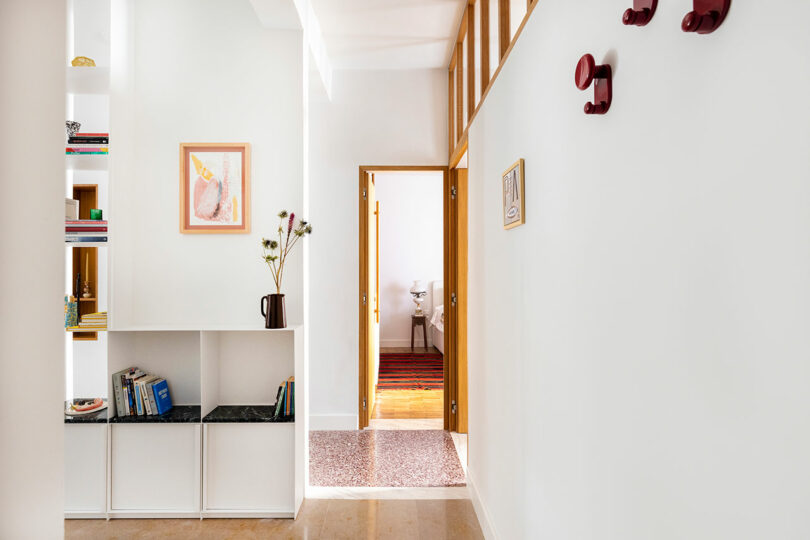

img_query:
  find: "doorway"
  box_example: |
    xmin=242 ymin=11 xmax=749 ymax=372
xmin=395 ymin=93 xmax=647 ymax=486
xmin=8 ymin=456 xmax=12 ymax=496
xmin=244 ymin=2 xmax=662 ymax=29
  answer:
xmin=358 ymin=165 xmax=467 ymax=433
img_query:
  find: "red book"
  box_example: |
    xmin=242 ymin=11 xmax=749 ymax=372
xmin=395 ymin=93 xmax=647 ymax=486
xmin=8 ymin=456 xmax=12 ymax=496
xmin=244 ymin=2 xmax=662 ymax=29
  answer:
xmin=66 ymin=227 xmax=108 ymax=232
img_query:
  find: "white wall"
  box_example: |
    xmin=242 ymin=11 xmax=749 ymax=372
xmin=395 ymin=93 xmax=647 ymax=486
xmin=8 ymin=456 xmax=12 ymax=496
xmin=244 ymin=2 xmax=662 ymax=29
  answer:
xmin=309 ymin=69 xmax=446 ymax=429
xmin=110 ymin=0 xmax=304 ymax=329
xmin=466 ymin=1 xmax=810 ymax=539
xmin=375 ymin=172 xmax=444 ymax=348
xmin=0 ymin=1 xmax=66 ymax=537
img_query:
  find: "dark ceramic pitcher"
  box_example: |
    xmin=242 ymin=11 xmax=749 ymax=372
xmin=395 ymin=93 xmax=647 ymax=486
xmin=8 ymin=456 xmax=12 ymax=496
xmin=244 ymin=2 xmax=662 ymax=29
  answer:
xmin=260 ymin=293 xmax=287 ymax=329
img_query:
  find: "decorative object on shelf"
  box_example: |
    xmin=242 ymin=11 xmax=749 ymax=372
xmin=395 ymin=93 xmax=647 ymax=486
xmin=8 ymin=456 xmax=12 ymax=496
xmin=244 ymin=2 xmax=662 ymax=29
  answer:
xmin=409 ymin=280 xmax=428 ymax=315
xmin=82 ymin=253 xmax=92 ymax=298
xmin=70 ymin=56 xmax=96 ymax=67
xmin=179 ymin=142 xmax=251 ymax=233
xmin=260 ymin=210 xmax=313 ymax=329
xmin=261 ymin=293 xmax=287 ymax=330
xmin=65 ymin=198 xmax=79 ymax=220
xmin=575 ymin=54 xmax=612 ymax=115
xmin=65 ymin=120 xmax=81 ymax=138
xmin=623 ymin=0 xmax=657 ymax=26
xmin=64 ymin=295 xmax=78 ymax=328
xmin=502 ymin=159 xmax=526 ymax=229
xmin=682 ymin=0 xmax=730 ymax=34
xmin=90 ymin=208 xmax=103 ymax=220
xmin=65 ymin=398 xmax=107 ymax=416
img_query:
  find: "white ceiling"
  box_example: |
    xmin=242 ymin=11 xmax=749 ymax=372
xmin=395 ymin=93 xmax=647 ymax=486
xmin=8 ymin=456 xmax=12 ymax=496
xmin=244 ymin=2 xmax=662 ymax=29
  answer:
xmin=311 ymin=0 xmax=467 ymax=70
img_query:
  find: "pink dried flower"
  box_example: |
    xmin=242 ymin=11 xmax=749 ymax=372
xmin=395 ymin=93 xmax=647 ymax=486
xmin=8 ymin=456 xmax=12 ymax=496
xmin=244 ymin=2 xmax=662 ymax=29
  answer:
xmin=288 ymin=213 xmax=295 ymax=234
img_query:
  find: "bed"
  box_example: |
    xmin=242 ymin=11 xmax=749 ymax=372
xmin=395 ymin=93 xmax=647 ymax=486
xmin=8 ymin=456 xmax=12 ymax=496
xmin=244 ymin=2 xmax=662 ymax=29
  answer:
xmin=430 ymin=280 xmax=444 ymax=354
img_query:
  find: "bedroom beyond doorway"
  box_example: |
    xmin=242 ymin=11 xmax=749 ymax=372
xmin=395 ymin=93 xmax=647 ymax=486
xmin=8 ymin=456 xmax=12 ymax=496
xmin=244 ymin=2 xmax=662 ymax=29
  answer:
xmin=366 ymin=169 xmax=446 ymax=429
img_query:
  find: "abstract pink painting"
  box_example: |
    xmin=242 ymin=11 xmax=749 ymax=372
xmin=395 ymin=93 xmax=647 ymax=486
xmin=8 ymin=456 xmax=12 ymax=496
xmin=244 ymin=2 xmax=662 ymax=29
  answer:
xmin=180 ymin=143 xmax=250 ymax=233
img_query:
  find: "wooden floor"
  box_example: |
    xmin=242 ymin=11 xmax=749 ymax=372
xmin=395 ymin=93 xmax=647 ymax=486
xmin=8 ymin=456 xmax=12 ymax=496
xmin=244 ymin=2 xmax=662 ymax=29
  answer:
xmin=374 ymin=347 xmax=443 ymax=420
xmin=372 ymin=389 xmax=443 ymax=419
xmin=65 ymin=498 xmax=484 ymax=539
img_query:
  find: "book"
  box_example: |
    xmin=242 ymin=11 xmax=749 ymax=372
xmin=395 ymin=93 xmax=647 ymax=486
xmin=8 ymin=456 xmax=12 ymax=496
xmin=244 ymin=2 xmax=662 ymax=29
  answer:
xmin=66 ymin=220 xmax=108 ymax=225
xmin=66 ymin=236 xmax=108 ymax=242
xmin=138 ymin=375 xmax=158 ymax=415
xmin=285 ymin=378 xmax=293 ymax=416
xmin=139 ymin=379 xmax=150 ymax=415
xmin=111 ymin=368 xmax=134 ymax=417
xmin=122 ymin=385 xmax=130 ymax=415
xmin=66 ymin=227 xmax=107 ymax=232
xmin=274 ymin=384 xmax=286 ymax=418
xmin=68 ymin=137 xmax=109 ymax=144
xmin=146 ymin=379 xmax=159 ymax=416
xmin=152 ymin=379 xmax=172 ymax=415
xmin=75 ymin=132 xmax=109 ymax=136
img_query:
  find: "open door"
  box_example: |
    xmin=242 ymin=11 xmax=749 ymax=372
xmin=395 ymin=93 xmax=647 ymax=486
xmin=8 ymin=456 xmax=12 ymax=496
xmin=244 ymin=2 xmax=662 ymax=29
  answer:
xmin=444 ymin=167 xmax=468 ymax=433
xmin=358 ymin=171 xmax=379 ymax=428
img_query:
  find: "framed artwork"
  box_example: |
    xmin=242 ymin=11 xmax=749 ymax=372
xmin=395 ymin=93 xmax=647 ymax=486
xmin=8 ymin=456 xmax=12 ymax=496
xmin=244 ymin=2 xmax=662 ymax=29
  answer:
xmin=179 ymin=143 xmax=251 ymax=233
xmin=502 ymin=159 xmax=525 ymax=229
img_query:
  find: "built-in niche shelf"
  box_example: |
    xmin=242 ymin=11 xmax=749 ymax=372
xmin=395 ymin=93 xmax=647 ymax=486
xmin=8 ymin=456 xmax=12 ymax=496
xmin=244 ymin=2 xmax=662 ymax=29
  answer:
xmin=66 ymin=66 xmax=110 ymax=95
xmin=65 ymin=327 xmax=306 ymax=520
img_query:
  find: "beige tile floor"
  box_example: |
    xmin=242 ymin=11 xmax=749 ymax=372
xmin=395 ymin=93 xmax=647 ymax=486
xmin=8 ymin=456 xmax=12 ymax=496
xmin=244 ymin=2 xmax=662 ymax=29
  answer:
xmin=65 ymin=498 xmax=484 ymax=539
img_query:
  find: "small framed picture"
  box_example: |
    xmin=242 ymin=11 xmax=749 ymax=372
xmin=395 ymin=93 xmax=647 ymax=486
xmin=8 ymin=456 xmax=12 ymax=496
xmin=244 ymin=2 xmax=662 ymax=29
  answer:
xmin=502 ymin=159 xmax=525 ymax=229
xmin=179 ymin=143 xmax=251 ymax=234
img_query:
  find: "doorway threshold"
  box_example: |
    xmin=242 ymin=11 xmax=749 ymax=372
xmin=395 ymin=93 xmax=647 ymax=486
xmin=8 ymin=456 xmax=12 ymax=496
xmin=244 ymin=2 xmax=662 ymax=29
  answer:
xmin=307 ymin=486 xmax=470 ymax=500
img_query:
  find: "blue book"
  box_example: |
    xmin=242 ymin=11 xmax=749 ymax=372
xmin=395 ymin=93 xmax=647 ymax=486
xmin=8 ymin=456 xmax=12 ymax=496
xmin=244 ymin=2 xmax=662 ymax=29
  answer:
xmin=152 ymin=379 xmax=172 ymax=415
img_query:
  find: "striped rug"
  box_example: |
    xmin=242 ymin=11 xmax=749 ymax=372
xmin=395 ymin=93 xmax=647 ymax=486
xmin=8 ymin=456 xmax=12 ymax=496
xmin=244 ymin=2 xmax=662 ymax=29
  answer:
xmin=378 ymin=352 xmax=444 ymax=390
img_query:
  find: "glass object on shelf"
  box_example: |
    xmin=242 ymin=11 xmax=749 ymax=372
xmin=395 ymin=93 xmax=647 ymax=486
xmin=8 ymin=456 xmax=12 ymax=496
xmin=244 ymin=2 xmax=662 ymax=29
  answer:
xmin=71 ymin=56 xmax=96 ymax=67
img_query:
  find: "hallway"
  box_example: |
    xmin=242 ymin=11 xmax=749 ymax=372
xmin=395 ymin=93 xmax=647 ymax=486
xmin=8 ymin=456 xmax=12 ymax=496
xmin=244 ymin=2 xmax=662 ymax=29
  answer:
xmin=65 ymin=498 xmax=485 ymax=539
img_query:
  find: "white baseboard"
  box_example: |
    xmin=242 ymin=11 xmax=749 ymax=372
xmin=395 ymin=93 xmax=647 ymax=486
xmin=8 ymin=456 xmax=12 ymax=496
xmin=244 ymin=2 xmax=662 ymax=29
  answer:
xmin=467 ymin=468 xmax=498 ymax=540
xmin=309 ymin=414 xmax=358 ymax=431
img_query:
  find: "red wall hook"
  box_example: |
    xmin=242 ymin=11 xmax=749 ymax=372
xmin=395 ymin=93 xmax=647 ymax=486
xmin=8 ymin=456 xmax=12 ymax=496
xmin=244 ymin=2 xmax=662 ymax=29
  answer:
xmin=682 ymin=0 xmax=730 ymax=34
xmin=623 ymin=0 xmax=657 ymax=26
xmin=575 ymin=54 xmax=612 ymax=115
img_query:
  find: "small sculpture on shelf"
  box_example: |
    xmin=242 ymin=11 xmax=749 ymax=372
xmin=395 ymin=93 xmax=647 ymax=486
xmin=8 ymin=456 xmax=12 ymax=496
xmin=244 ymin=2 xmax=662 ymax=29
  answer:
xmin=65 ymin=120 xmax=81 ymax=138
xmin=82 ymin=253 xmax=92 ymax=298
xmin=71 ymin=56 xmax=96 ymax=67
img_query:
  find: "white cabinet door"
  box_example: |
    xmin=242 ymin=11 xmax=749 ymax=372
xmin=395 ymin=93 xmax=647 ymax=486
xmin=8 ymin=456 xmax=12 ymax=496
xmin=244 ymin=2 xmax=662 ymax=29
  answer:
xmin=204 ymin=423 xmax=294 ymax=512
xmin=65 ymin=424 xmax=107 ymax=515
xmin=111 ymin=424 xmax=200 ymax=512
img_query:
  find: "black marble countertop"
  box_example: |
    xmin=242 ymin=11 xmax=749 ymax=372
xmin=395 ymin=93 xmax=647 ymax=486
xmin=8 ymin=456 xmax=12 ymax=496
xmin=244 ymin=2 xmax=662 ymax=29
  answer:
xmin=64 ymin=408 xmax=108 ymax=424
xmin=203 ymin=405 xmax=294 ymax=423
xmin=109 ymin=405 xmax=201 ymax=424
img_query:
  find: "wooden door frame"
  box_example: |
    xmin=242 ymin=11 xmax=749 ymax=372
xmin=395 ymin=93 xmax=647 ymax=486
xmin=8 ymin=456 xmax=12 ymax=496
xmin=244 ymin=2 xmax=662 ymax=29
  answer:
xmin=358 ymin=165 xmax=457 ymax=429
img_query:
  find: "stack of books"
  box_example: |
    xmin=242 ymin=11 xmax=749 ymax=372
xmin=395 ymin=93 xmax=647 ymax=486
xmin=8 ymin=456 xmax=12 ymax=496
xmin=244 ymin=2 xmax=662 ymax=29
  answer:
xmin=66 ymin=219 xmax=107 ymax=243
xmin=273 ymin=376 xmax=295 ymax=419
xmin=67 ymin=311 xmax=107 ymax=331
xmin=66 ymin=132 xmax=109 ymax=155
xmin=111 ymin=367 xmax=173 ymax=417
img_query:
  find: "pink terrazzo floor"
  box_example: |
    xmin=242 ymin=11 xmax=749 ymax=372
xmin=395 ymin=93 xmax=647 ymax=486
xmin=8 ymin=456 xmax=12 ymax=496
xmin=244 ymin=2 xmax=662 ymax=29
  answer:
xmin=310 ymin=430 xmax=466 ymax=487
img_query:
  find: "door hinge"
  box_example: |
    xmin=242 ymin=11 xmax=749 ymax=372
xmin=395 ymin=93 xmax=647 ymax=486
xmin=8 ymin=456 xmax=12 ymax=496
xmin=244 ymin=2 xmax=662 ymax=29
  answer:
xmin=451 ymin=400 xmax=457 ymax=414
xmin=363 ymin=398 xmax=367 ymax=410
xmin=362 ymin=293 xmax=367 ymax=305
xmin=362 ymin=188 xmax=367 ymax=200
xmin=451 ymin=292 xmax=457 ymax=306
xmin=451 ymin=185 xmax=457 ymax=199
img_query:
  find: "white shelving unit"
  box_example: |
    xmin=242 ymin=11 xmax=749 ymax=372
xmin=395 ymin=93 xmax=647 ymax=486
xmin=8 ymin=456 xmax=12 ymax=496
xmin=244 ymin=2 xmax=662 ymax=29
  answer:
xmin=67 ymin=326 xmax=306 ymax=520
xmin=63 ymin=0 xmax=111 ymax=521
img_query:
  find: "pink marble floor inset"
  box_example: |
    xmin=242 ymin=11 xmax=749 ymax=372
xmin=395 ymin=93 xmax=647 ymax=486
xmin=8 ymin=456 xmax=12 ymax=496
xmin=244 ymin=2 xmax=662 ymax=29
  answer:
xmin=310 ymin=430 xmax=466 ymax=487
